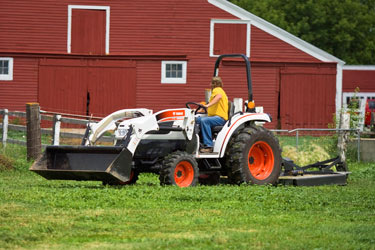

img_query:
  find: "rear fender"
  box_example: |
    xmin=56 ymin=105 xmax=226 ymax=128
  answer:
xmin=214 ymin=113 xmax=271 ymax=157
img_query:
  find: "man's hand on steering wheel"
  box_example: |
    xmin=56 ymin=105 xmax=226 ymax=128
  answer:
xmin=185 ymin=102 xmax=207 ymax=115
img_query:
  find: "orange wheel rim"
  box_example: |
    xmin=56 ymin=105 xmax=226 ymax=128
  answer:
xmin=248 ymin=141 xmax=274 ymax=180
xmin=174 ymin=161 xmax=194 ymax=187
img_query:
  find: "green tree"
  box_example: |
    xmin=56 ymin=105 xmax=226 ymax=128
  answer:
xmin=230 ymin=0 xmax=375 ymax=64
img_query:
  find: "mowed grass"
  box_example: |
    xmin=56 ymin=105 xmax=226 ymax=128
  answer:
xmin=1 ymin=144 xmax=375 ymax=250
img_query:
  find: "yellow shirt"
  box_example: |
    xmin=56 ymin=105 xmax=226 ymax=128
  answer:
xmin=207 ymin=87 xmax=228 ymax=120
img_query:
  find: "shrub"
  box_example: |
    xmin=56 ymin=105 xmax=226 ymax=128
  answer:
xmin=282 ymin=143 xmax=331 ymax=166
xmin=0 ymin=153 xmax=14 ymax=171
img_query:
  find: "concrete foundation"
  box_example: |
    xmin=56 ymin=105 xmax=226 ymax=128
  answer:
xmin=358 ymin=138 xmax=375 ymax=162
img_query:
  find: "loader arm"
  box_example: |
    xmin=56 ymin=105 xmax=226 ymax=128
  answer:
xmin=86 ymin=109 xmax=153 ymax=145
xmin=121 ymin=114 xmax=160 ymax=154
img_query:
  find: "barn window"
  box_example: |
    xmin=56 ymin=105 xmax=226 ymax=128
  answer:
xmin=0 ymin=58 xmax=13 ymax=81
xmin=210 ymin=20 xmax=250 ymax=57
xmin=161 ymin=61 xmax=187 ymax=84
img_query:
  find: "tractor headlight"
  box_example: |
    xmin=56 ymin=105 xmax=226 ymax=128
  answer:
xmin=117 ymin=128 xmax=128 ymax=137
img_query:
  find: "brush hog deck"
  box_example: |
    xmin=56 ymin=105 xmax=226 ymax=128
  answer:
xmin=30 ymin=145 xmax=133 ymax=183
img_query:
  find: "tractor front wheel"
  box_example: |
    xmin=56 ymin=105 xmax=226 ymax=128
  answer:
xmin=102 ymin=170 xmax=139 ymax=186
xmin=226 ymin=125 xmax=282 ymax=185
xmin=159 ymin=151 xmax=199 ymax=187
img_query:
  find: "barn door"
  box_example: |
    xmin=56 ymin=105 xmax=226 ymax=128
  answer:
xmin=39 ymin=59 xmax=137 ymax=117
xmin=279 ymin=67 xmax=336 ymax=129
xmin=87 ymin=60 xmax=137 ymax=117
xmin=213 ymin=23 xmax=248 ymax=55
xmin=39 ymin=59 xmax=87 ymax=115
xmin=71 ymin=9 xmax=106 ymax=55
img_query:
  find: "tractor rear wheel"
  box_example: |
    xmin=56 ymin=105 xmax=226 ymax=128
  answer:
xmin=226 ymin=125 xmax=281 ymax=185
xmin=159 ymin=151 xmax=199 ymax=187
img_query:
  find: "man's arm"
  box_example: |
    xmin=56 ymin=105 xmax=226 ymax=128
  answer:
xmin=205 ymin=94 xmax=222 ymax=108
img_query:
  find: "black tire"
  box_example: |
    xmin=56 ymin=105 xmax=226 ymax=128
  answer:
xmin=102 ymin=170 xmax=139 ymax=186
xmin=159 ymin=151 xmax=199 ymax=187
xmin=226 ymin=125 xmax=282 ymax=185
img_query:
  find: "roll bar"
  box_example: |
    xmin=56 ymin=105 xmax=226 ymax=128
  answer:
xmin=213 ymin=54 xmax=253 ymax=103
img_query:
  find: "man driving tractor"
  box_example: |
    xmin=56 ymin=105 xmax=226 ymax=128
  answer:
xmin=196 ymin=76 xmax=228 ymax=153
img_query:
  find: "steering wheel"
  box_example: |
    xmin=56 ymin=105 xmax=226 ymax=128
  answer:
xmin=185 ymin=102 xmax=207 ymax=115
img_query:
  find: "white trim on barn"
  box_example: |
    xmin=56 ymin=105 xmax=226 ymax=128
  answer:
xmin=209 ymin=19 xmax=251 ymax=57
xmin=336 ymin=64 xmax=344 ymax=117
xmin=343 ymin=65 xmax=375 ymax=71
xmin=67 ymin=5 xmax=110 ymax=54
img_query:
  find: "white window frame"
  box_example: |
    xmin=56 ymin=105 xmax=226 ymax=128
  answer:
xmin=67 ymin=5 xmax=110 ymax=54
xmin=210 ymin=19 xmax=251 ymax=57
xmin=161 ymin=61 xmax=187 ymax=84
xmin=0 ymin=57 xmax=13 ymax=81
xmin=343 ymin=92 xmax=375 ymax=109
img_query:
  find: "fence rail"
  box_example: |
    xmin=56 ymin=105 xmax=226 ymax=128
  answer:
xmin=0 ymin=108 xmax=112 ymax=148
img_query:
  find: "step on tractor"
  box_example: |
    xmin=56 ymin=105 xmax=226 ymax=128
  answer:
xmin=31 ymin=54 xmax=350 ymax=187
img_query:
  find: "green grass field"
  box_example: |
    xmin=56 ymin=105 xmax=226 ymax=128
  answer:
xmin=1 ymin=143 xmax=375 ymax=250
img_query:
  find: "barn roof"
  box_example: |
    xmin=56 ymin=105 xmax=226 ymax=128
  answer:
xmin=209 ymin=0 xmax=345 ymax=65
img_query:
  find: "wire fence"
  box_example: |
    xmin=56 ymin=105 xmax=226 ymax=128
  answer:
xmin=270 ymin=128 xmax=361 ymax=162
xmin=0 ymin=108 xmax=367 ymax=162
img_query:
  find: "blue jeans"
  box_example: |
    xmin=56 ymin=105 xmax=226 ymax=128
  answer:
xmin=196 ymin=116 xmax=226 ymax=148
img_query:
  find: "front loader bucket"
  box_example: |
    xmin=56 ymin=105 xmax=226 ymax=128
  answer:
xmin=30 ymin=146 xmax=133 ymax=183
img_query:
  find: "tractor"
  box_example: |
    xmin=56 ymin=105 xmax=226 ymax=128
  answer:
xmin=30 ymin=54 xmax=349 ymax=187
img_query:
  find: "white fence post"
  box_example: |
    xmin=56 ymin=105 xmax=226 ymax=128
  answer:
xmin=52 ymin=114 xmax=61 ymax=146
xmin=338 ymin=113 xmax=350 ymax=163
xmin=2 ymin=109 xmax=8 ymax=146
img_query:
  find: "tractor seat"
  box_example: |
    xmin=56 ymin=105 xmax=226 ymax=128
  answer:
xmin=212 ymin=101 xmax=234 ymax=133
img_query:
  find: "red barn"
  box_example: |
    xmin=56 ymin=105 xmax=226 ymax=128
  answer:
xmin=342 ymin=65 xmax=375 ymax=127
xmin=0 ymin=0 xmax=344 ymax=129
xmin=343 ymin=65 xmax=375 ymax=103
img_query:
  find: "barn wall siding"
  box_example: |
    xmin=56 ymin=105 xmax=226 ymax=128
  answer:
xmin=0 ymin=0 xmax=235 ymax=56
xmin=1 ymin=0 xmax=326 ymax=63
xmin=250 ymin=26 xmax=321 ymax=63
xmin=343 ymin=70 xmax=375 ymax=92
xmin=0 ymin=0 xmax=339 ymax=129
xmin=0 ymin=57 xmax=38 ymax=111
